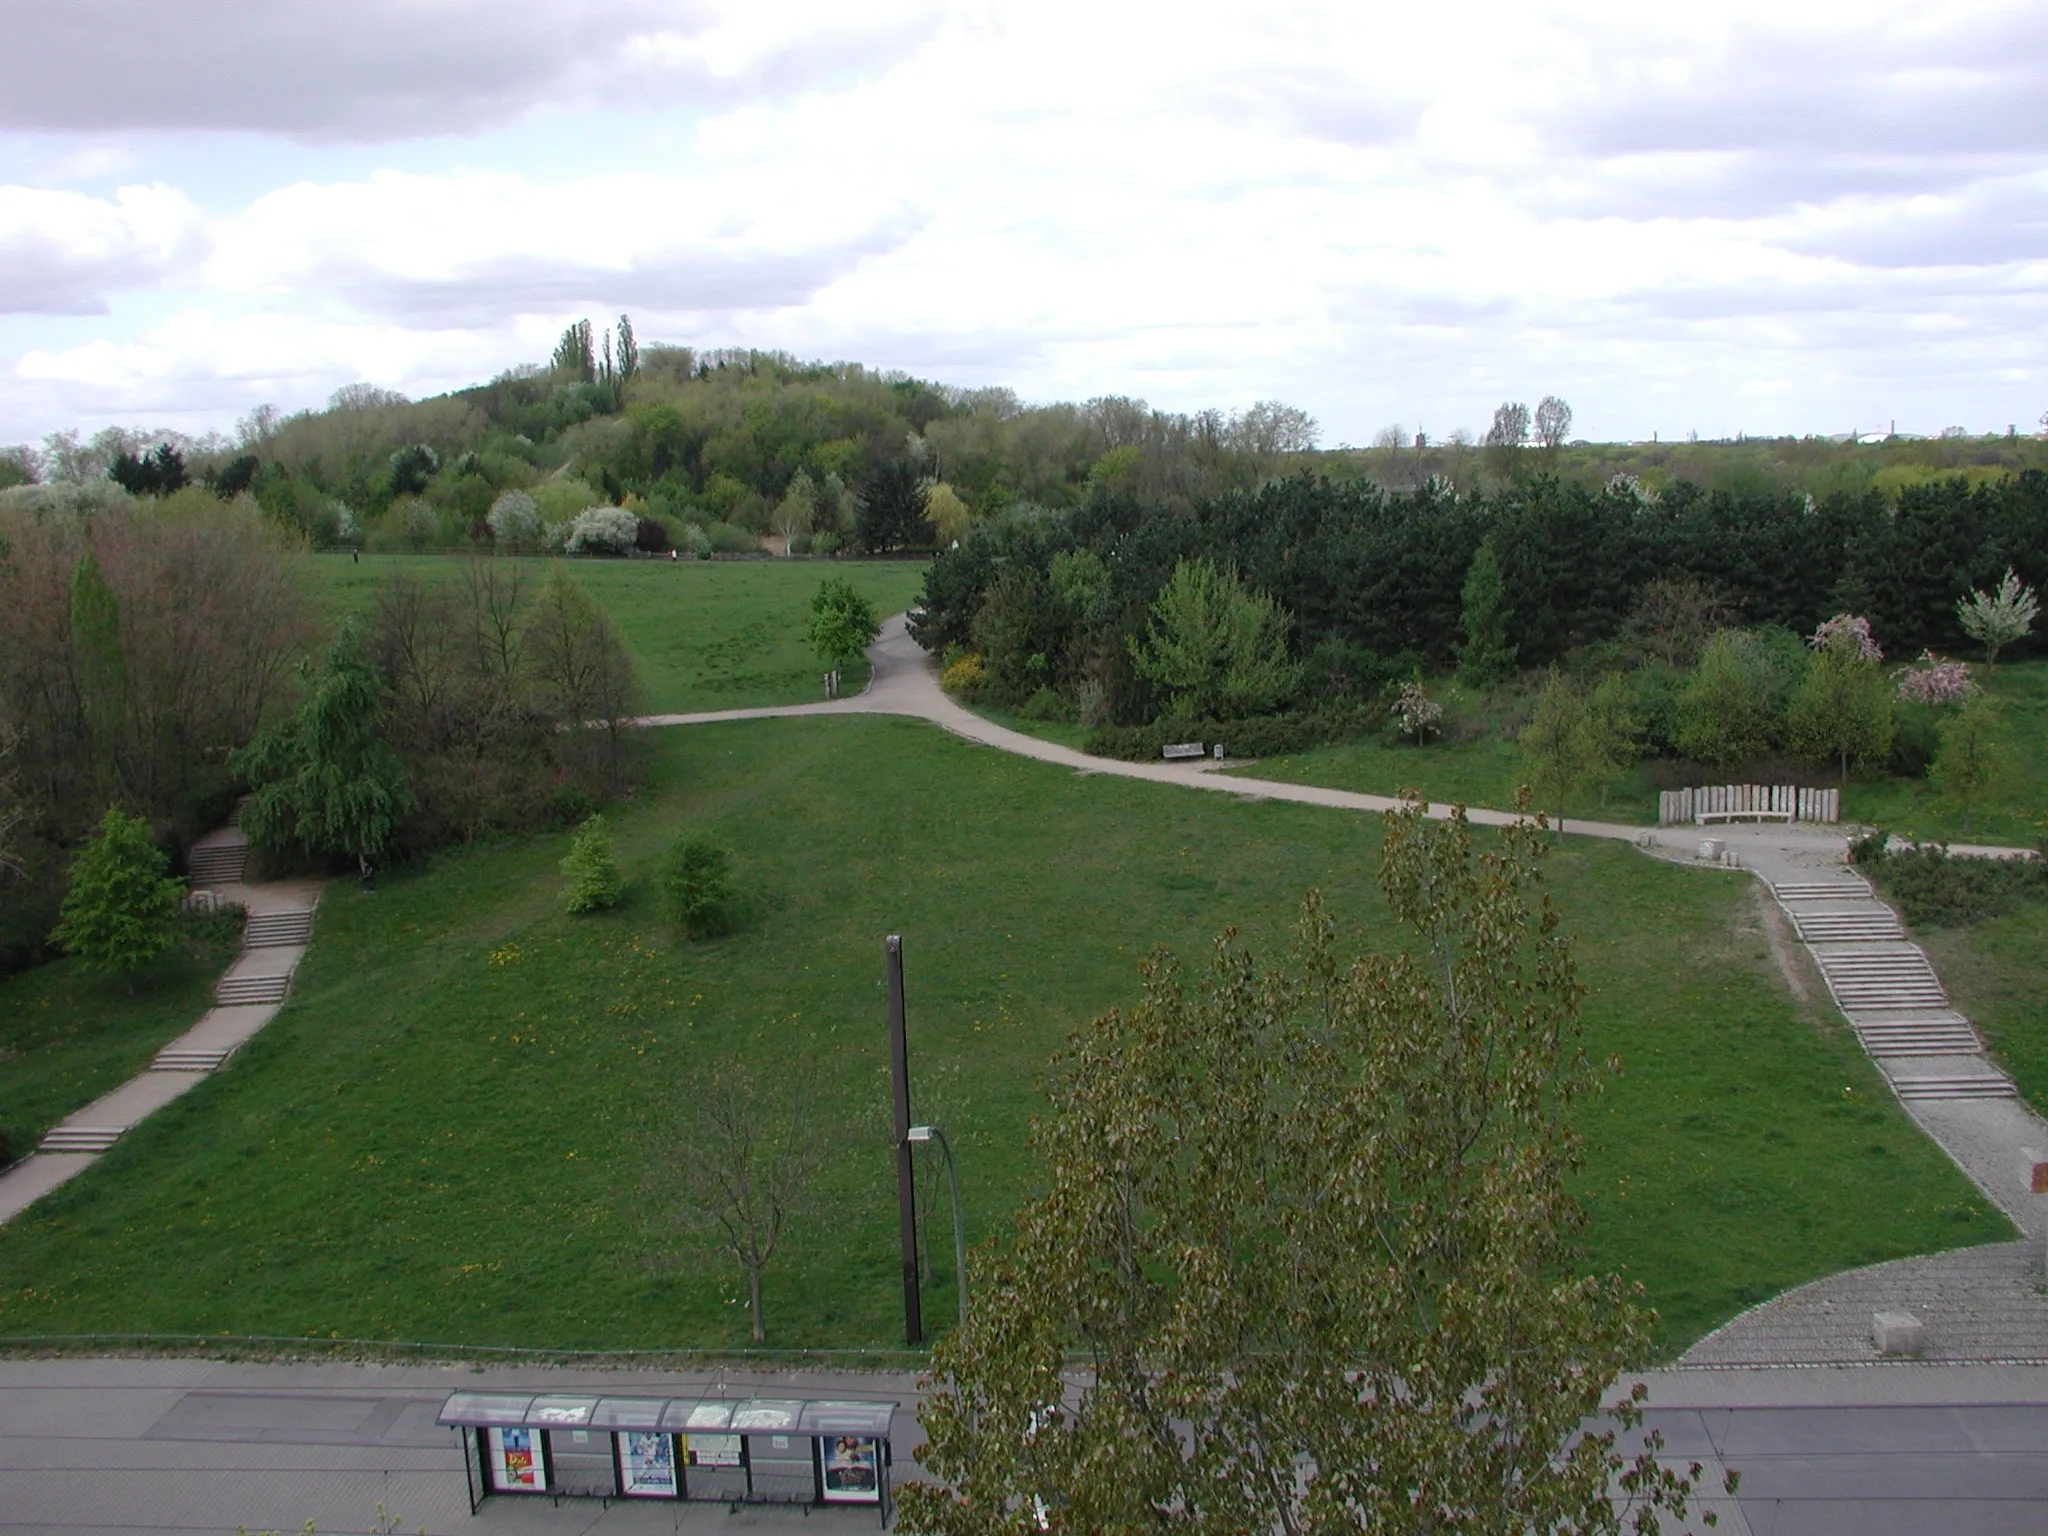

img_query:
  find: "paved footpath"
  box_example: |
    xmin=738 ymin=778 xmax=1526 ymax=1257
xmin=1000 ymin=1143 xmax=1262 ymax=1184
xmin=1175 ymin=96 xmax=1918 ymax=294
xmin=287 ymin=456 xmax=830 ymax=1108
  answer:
xmin=2 ymin=1354 xmax=2046 ymax=1534
xmin=0 ymin=826 xmax=320 ymax=1227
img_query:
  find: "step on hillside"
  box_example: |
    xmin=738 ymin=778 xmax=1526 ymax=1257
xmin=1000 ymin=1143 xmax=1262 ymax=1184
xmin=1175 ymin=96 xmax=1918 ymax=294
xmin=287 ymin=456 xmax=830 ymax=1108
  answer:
xmin=1770 ymin=880 xmax=1874 ymax=905
xmin=1789 ymin=908 xmax=1905 ymax=943
xmin=1890 ymin=1071 xmax=2018 ymax=1101
xmin=215 ymin=973 xmax=290 ymax=1006
xmin=1814 ymin=950 xmax=1948 ymax=1010
xmin=37 ymin=1126 xmax=124 ymax=1154
xmin=1848 ymin=1012 xmax=1983 ymax=1057
xmin=187 ymin=841 xmax=249 ymax=885
xmin=151 ymin=1045 xmax=235 ymax=1072
xmin=242 ymin=910 xmax=313 ymax=947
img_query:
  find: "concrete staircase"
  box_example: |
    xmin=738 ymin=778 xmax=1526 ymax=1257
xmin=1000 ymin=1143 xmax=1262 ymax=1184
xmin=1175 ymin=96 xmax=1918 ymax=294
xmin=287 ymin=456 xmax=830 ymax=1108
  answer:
xmin=243 ymin=909 xmax=312 ymax=947
xmin=1770 ymin=877 xmax=2016 ymax=1104
xmin=187 ymin=838 xmax=249 ymax=886
xmin=36 ymin=1126 xmax=124 ymax=1154
xmin=151 ymin=1044 xmax=237 ymax=1072
xmin=215 ymin=972 xmax=291 ymax=1006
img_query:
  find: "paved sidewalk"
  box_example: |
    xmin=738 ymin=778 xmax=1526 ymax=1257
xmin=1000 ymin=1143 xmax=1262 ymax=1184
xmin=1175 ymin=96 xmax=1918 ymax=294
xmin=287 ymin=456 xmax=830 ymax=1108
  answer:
xmin=0 ymin=830 xmax=321 ymax=1227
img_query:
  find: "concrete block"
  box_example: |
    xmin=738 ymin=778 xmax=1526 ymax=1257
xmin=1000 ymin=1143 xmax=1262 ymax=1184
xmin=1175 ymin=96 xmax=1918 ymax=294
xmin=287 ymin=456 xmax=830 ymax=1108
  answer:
xmin=1871 ymin=1310 xmax=1926 ymax=1357
xmin=2020 ymin=1147 xmax=2048 ymax=1194
xmin=1698 ymin=838 xmax=1724 ymax=861
xmin=1721 ymin=849 xmax=1741 ymax=868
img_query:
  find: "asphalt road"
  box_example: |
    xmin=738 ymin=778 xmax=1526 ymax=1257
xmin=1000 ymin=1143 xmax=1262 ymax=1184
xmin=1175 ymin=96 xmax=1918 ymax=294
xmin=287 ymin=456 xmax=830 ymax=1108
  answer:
xmin=1 ymin=1357 xmax=2044 ymax=1533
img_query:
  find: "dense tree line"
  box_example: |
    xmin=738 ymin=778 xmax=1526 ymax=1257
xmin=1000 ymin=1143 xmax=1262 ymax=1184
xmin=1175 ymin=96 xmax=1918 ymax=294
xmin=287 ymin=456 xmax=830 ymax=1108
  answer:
xmin=915 ymin=470 xmax=2048 ymax=727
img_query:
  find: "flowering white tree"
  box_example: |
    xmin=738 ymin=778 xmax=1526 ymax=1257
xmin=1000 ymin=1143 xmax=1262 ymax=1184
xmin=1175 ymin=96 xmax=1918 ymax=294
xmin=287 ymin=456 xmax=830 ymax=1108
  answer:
xmin=1957 ymin=567 xmax=2038 ymax=664
xmin=486 ymin=490 xmax=540 ymax=552
xmin=564 ymin=505 xmax=638 ymax=555
xmin=1392 ymin=679 xmax=1444 ymax=744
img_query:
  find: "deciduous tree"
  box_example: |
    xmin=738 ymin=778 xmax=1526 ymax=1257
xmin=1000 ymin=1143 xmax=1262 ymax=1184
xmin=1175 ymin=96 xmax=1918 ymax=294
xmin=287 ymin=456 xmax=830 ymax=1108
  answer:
xmin=808 ymin=577 xmax=882 ymax=675
xmin=899 ymin=798 xmax=1716 ymax=1535
xmin=1674 ymin=630 xmax=1777 ymax=769
xmin=233 ymin=621 xmax=411 ymax=881
xmin=559 ymin=813 xmax=621 ymax=914
xmin=1928 ymin=693 xmax=2013 ymax=832
xmin=48 ymin=807 xmax=183 ymax=983
xmin=1455 ymin=539 xmax=1516 ymax=688
xmin=1787 ymin=617 xmax=1894 ymax=781
xmin=1957 ymin=567 xmax=2038 ymax=663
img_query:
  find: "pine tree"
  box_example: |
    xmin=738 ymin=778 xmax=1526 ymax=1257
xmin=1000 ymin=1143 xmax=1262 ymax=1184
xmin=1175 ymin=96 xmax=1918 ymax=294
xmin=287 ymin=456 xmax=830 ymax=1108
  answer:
xmin=1455 ymin=540 xmax=1516 ymax=688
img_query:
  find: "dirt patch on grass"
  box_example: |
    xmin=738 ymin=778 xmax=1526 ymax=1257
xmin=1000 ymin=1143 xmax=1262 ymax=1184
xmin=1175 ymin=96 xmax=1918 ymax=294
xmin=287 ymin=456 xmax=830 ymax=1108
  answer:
xmin=1743 ymin=881 xmax=1823 ymax=1013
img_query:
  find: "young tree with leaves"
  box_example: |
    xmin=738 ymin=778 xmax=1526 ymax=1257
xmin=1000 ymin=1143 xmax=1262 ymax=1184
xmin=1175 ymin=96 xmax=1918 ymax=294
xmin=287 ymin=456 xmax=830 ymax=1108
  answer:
xmin=661 ymin=835 xmax=741 ymax=938
xmin=1674 ymin=630 xmax=1777 ymax=769
xmin=559 ymin=813 xmax=622 ymax=914
xmin=1129 ymin=557 xmax=1299 ymax=720
xmin=1928 ymin=692 xmax=2013 ymax=832
xmin=232 ymin=621 xmax=411 ymax=882
xmin=49 ymin=807 xmax=184 ymax=983
xmin=1957 ymin=567 xmax=2038 ymax=663
xmin=898 ymin=797 xmax=1717 ymax=1535
xmin=1787 ymin=616 xmax=1894 ymax=782
xmin=1455 ymin=539 xmax=1516 ymax=688
xmin=807 ymin=578 xmax=882 ymax=692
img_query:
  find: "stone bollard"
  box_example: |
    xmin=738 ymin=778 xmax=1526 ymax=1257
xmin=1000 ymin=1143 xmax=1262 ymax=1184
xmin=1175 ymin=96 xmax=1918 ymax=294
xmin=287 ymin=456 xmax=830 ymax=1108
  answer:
xmin=2022 ymin=1148 xmax=2048 ymax=1275
xmin=1636 ymin=832 xmax=1657 ymax=850
xmin=1871 ymin=1311 xmax=1926 ymax=1357
xmin=1722 ymin=849 xmax=1741 ymax=869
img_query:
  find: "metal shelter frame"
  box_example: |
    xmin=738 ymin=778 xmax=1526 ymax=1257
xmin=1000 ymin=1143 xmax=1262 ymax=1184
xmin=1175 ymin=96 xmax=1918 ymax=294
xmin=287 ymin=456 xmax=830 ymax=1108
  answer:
xmin=436 ymin=1391 xmax=897 ymax=1523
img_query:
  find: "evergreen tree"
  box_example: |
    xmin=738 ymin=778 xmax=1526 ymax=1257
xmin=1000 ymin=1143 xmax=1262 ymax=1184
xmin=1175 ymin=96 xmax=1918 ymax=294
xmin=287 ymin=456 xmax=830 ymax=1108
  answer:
xmin=559 ymin=813 xmax=622 ymax=914
xmin=49 ymin=807 xmax=184 ymax=983
xmin=1455 ymin=539 xmax=1516 ymax=687
xmin=1129 ymin=557 xmax=1300 ymax=720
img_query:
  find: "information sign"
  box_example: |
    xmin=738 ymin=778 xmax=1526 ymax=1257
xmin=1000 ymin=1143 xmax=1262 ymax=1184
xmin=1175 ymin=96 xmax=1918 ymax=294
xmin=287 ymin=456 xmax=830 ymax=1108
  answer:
xmin=820 ymin=1435 xmax=881 ymax=1502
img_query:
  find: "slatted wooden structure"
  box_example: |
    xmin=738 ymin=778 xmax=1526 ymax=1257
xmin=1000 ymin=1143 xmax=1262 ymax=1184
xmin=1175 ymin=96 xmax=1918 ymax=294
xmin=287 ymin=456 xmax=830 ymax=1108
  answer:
xmin=1658 ymin=784 xmax=1839 ymax=825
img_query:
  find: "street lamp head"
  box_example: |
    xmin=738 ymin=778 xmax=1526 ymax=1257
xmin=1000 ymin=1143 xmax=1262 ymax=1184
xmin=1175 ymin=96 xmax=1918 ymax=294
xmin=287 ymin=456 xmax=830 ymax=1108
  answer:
xmin=907 ymin=1125 xmax=936 ymax=1143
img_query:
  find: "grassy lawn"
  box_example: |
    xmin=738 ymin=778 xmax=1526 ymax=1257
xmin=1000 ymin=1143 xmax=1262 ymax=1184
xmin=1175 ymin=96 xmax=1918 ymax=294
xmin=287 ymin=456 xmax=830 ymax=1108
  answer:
xmin=296 ymin=554 xmax=929 ymax=715
xmin=0 ymin=721 xmax=2001 ymax=1358
xmin=0 ymin=914 xmax=241 ymax=1163
xmin=1842 ymin=661 xmax=2048 ymax=847
xmin=1922 ymin=905 xmax=2048 ymax=1116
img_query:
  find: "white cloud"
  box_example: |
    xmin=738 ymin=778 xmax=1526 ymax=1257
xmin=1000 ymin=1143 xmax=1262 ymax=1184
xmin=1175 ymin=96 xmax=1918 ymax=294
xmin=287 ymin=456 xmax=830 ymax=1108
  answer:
xmin=1 ymin=0 xmax=2045 ymax=442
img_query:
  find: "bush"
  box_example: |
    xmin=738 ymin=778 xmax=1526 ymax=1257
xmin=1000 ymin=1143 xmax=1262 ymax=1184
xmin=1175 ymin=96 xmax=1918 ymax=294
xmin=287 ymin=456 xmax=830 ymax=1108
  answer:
xmin=680 ymin=524 xmax=713 ymax=559
xmin=662 ymin=835 xmax=741 ymax=938
xmin=559 ymin=814 xmax=622 ymax=914
xmin=487 ymin=490 xmax=541 ymax=550
xmin=634 ymin=516 xmax=672 ymax=553
xmin=810 ymin=530 xmax=842 ymax=557
xmin=1858 ymin=842 xmax=2048 ymax=927
xmin=49 ymin=808 xmax=185 ymax=980
xmin=940 ymin=651 xmax=988 ymax=700
xmin=706 ymin=521 xmax=759 ymax=554
xmin=1084 ymin=705 xmax=1376 ymax=761
xmin=1019 ymin=686 xmax=1070 ymax=721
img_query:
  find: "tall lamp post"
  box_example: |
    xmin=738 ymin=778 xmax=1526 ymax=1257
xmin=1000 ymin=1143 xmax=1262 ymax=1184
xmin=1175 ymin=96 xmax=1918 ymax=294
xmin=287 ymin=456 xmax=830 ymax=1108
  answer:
xmin=908 ymin=1124 xmax=968 ymax=1330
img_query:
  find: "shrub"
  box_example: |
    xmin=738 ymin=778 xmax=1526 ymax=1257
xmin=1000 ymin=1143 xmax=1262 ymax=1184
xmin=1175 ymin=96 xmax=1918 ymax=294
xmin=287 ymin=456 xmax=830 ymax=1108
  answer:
xmin=940 ymin=652 xmax=988 ymax=699
xmin=559 ymin=814 xmax=622 ymax=914
xmin=1084 ymin=705 xmax=1376 ymax=762
xmin=1859 ymin=842 xmax=2048 ymax=927
xmin=49 ymin=807 xmax=185 ymax=980
xmin=1019 ymin=686 xmax=1069 ymax=721
xmin=706 ymin=521 xmax=759 ymax=554
xmin=565 ymin=506 xmax=639 ymax=555
xmin=680 ymin=524 xmax=713 ymax=559
xmin=662 ymin=835 xmax=741 ymax=938
xmin=634 ymin=516 xmax=672 ymax=553
xmin=810 ymin=530 xmax=842 ymax=557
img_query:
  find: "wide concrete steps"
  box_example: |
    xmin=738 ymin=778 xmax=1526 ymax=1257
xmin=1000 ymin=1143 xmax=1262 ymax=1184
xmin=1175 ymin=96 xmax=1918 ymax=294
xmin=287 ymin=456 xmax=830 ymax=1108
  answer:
xmin=1813 ymin=948 xmax=1948 ymax=1011
xmin=187 ymin=840 xmax=249 ymax=886
xmin=1848 ymin=1011 xmax=1983 ymax=1057
xmin=215 ymin=973 xmax=290 ymax=1007
xmin=1890 ymin=1071 xmax=2018 ymax=1102
xmin=151 ymin=1045 xmax=236 ymax=1072
xmin=1789 ymin=908 xmax=1904 ymax=943
xmin=36 ymin=1126 xmax=124 ymax=1154
xmin=243 ymin=909 xmax=313 ymax=947
xmin=1771 ymin=879 xmax=1875 ymax=905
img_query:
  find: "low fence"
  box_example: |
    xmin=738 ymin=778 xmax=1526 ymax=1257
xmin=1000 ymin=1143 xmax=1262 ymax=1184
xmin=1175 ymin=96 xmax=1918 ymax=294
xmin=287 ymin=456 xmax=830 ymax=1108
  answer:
xmin=1658 ymin=784 xmax=1839 ymax=825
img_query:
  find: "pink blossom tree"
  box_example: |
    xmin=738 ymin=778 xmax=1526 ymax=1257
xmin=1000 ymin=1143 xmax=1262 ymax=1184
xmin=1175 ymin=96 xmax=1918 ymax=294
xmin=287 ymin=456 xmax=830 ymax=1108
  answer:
xmin=1895 ymin=650 xmax=1973 ymax=707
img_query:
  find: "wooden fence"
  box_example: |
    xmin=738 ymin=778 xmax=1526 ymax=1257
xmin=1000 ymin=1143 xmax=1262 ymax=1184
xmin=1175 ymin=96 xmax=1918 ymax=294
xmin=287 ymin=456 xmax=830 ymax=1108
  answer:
xmin=1657 ymin=784 xmax=1839 ymax=825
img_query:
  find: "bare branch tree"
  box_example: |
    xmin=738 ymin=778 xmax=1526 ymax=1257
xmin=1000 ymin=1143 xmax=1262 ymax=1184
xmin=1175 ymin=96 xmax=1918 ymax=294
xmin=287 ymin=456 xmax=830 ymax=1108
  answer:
xmin=672 ymin=1061 xmax=821 ymax=1345
xmin=1534 ymin=394 xmax=1573 ymax=451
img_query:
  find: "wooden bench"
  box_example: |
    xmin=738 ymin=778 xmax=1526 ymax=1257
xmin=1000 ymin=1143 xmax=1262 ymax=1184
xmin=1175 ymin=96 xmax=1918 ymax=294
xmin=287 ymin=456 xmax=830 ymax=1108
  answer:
xmin=1161 ymin=742 xmax=1205 ymax=761
xmin=1696 ymin=808 xmax=1794 ymax=824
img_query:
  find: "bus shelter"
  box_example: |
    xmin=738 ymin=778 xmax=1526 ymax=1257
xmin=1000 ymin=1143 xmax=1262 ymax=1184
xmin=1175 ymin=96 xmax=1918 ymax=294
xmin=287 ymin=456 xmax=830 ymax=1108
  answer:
xmin=437 ymin=1391 xmax=898 ymax=1522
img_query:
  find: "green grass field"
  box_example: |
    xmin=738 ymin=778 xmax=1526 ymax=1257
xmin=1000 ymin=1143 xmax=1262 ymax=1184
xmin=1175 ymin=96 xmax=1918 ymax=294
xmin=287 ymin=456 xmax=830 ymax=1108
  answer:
xmin=0 ymin=914 xmax=240 ymax=1161
xmin=0 ymin=719 xmax=2000 ymax=1358
xmin=297 ymin=554 xmax=930 ymax=715
xmin=1923 ymin=906 xmax=2048 ymax=1116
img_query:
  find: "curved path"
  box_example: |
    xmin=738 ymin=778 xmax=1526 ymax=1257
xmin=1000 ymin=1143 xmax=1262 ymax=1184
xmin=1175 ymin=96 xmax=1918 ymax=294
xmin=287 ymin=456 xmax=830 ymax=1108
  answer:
xmin=646 ymin=615 xmax=2048 ymax=1366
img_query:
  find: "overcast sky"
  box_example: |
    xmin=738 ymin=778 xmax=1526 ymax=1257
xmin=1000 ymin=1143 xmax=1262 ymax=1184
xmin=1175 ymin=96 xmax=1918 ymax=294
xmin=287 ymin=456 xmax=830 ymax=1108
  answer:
xmin=1 ymin=0 xmax=2043 ymax=448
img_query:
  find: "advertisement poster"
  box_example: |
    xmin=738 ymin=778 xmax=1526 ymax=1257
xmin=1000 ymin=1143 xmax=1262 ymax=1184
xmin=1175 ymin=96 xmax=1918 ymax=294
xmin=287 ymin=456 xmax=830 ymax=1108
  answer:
xmin=821 ymin=1435 xmax=881 ymax=1502
xmin=486 ymin=1426 xmax=547 ymax=1492
xmin=683 ymin=1432 xmax=742 ymax=1468
xmin=618 ymin=1431 xmax=678 ymax=1497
